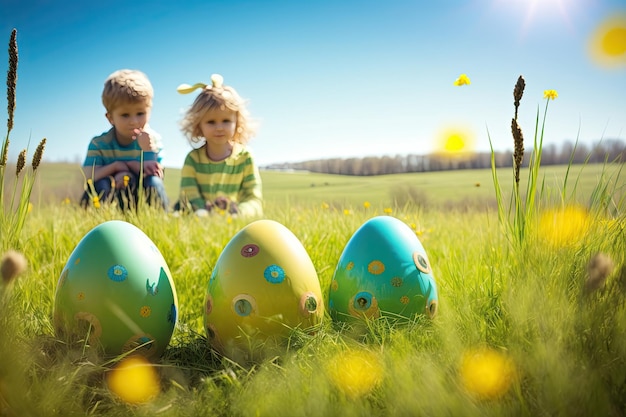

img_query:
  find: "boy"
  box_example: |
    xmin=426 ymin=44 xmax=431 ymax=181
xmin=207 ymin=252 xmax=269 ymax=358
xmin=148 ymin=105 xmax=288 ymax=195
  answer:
xmin=81 ymin=69 xmax=169 ymax=210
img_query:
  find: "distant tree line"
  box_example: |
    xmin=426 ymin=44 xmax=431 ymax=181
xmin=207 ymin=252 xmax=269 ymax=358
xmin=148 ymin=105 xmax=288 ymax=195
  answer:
xmin=264 ymin=139 xmax=625 ymax=176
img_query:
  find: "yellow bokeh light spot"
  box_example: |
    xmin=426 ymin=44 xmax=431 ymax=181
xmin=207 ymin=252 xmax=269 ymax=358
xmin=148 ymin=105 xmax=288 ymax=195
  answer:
xmin=107 ymin=356 xmax=160 ymax=404
xmin=460 ymin=348 xmax=516 ymax=399
xmin=436 ymin=126 xmax=475 ymax=157
xmin=537 ymin=205 xmax=590 ymax=247
xmin=602 ymin=27 xmax=626 ymax=56
xmin=326 ymin=349 xmax=383 ymax=398
xmin=588 ymin=12 xmax=626 ymax=67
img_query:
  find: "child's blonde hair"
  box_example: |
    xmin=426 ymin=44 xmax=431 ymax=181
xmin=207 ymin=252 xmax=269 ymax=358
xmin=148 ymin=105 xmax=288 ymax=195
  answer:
xmin=102 ymin=69 xmax=153 ymax=112
xmin=179 ymin=74 xmax=255 ymax=145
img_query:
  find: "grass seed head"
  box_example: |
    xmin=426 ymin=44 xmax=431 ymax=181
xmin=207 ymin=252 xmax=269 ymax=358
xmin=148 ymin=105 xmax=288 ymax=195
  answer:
xmin=585 ymin=252 xmax=615 ymax=293
xmin=32 ymin=138 xmax=46 ymax=170
xmin=15 ymin=148 xmax=26 ymax=176
xmin=6 ymin=29 xmax=18 ymax=134
xmin=513 ymin=75 xmax=525 ymax=118
xmin=0 ymin=137 xmax=8 ymax=166
xmin=1 ymin=250 xmax=27 ymax=285
xmin=511 ymin=118 xmax=524 ymax=184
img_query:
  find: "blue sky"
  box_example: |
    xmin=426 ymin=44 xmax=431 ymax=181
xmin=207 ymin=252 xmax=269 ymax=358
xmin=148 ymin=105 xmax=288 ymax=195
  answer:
xmin=1 ymin=0 xmax=625 ymax=168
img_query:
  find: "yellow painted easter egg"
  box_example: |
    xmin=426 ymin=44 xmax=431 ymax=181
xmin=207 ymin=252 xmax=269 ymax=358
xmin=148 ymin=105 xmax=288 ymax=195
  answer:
xmin=53 ymin=221 xmax=178 ymax=359
xmin=204 ymin=219 xmax=324 ymax=363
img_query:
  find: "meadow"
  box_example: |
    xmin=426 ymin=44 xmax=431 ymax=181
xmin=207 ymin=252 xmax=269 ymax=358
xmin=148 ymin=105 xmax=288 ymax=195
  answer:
xmin=1 ymin=160 xmax=625 ymax=416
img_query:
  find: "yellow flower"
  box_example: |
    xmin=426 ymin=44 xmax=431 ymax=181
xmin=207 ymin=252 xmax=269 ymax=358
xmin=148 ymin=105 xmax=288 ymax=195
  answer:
xmin=383 ymin=207 xmax=393 ymax=214
xmin=326 ymin=349 xmax=384 ymax=399
xmin=588 ymin=12 xmax=626 ymax=68
xmin=123 ymin=175 xmax=129 ymax=187
xmin=343 ymin=209 xmax=352 ymax=215
xmin=107 ymin=356 xmax=160 ymax=404
xmin=321 ymin=202 xmax=329 ymax=210
xmin=543 ymin=89 xmax=558 ymax=100
xmin=537 ymin=205 xmax=590 ymax=247
xmin=459 ymin=348 xmax=516 ymax=399
xmin=363 ymin=201 xmax=371 ymax=209
xmin=453 ymin=73 xmax=471 ymax=86
xmin=93 ymin=196 xmax=101 ymax=209
xmin=62 ymin=197 xmax=70 ymax=205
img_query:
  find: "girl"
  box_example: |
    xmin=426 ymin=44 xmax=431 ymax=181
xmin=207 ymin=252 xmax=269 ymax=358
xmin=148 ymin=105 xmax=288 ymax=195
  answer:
xmin=176 ymin=74 xmax=263 ymax=217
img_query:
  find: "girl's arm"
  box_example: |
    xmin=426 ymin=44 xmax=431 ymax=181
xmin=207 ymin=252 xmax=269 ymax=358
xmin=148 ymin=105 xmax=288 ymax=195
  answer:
xmin=179 ymin=154 xmax=205 ymax=210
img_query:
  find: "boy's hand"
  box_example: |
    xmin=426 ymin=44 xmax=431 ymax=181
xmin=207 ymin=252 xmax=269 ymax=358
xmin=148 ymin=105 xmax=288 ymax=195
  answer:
xmin=143 ymin=161 xmax=164 ymax=178
xmin=132 ymin=129 xmax=158 ymax=152
xmin=113 ymin=171 xmax=133 ymax=189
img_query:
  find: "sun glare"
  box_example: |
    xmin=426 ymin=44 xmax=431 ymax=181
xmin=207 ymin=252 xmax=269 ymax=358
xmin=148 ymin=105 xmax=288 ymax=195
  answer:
xmin=493 ymin=0 xmax=579 ymax=37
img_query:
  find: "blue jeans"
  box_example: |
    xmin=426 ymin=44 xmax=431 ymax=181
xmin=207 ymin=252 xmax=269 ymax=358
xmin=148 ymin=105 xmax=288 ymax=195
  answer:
xmin=81 ymin=173 xmax=169 ymax=211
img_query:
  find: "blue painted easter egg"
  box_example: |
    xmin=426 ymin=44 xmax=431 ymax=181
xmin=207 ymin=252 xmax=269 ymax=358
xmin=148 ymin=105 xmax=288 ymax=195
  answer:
xmin=204 ymin=219 xmax=324 ymax=363
xmin=328 ymin=216 xmax=438 ymax=322
xmin=53 ymin=220 xmax=178 ymax=359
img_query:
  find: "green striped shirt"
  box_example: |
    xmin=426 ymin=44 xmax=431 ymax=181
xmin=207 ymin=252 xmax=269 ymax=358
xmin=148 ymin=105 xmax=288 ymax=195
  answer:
xmin=82 ymin=127 xmax=162 ymax=168
xmin=179 ymin=144 xmax=263 ymax=217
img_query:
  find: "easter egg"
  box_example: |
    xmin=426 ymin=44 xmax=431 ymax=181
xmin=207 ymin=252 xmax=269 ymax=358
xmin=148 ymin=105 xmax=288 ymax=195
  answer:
xmin=328 ymin=216 xmax=438 ymax=322
xmin=204 ymin=219 xmax=324 ymax=363
xmin=53 ymin=220 xmax=178 ymax=359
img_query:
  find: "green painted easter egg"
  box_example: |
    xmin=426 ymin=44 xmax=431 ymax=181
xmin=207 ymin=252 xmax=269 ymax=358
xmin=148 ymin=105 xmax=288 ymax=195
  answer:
xmin=204 ymin=219 xmax=324 ymax=363
xmin=53 ymin=220 xmax=178 ymax=359
xmin=329 ymin=216 xmax=438 ymax=322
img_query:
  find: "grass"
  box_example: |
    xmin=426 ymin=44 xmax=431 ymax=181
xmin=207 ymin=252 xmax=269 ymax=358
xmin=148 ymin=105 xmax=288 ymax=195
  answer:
xmin=1 ymin=194 xmax=625 ymax=416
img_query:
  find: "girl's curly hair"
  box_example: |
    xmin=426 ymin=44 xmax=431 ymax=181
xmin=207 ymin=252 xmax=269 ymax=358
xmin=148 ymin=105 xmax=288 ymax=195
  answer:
xmin=180 ymin=81 xmax=256 ymax=146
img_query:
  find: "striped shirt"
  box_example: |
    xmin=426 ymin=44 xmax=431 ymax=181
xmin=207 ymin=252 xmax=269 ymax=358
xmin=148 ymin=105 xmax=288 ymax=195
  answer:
xmin=179 ymin=143 xmax=263 ymax=217
xmin=82 ymin=127 xmax=162 ymax=169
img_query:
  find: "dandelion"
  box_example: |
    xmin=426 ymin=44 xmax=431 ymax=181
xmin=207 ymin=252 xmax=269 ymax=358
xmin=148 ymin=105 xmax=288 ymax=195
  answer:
xmin=363 ymin=201 xmax=371 ymax=209
xmin=326 ymin=349 xmax=384 ymax=399
xmin=543 ymin=90 xmax=558 ymax=100
xmin=31 ymin=138 xmax=46 ymax=171
xmin=107 ymin=355 xmax=160 ymax=404
xmin=383 ymin=207 xmax=393 ymax=214
xmin=343 ymin=209 xmax=352 ymax=216
xmin=585 ymin=252 xmax=614 ymax=293
xmin=459 ymin=347 xmax=516 ymax=399
xmin=537 ymin=205 xmax=590 ymax=247
xmin=453 ymin=73 xmax=471 ymax=86
xmin=123 ymin=175 xmax=129 ymax=187
xmin=93 ymin=195 xmax=101 ymax=209
xmin=588 ymin=12 xmax=626 ymax=68
xmin=1 ymin=250 xmax=27 ymax=285
xmin=15 ymin=149 xmax=25 ymax=176
xmin=6 ymin=29 xmax=17 ymax=135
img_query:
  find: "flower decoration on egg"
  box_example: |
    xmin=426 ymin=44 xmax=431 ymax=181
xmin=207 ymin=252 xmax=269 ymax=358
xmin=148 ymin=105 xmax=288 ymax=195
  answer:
xmin=204 ymin=219 xmax=324 ymax=364
xmin=329 ymin=216 xmax=438 ymax=324
xmin=53 ymin=221 xmax=179 ymax=359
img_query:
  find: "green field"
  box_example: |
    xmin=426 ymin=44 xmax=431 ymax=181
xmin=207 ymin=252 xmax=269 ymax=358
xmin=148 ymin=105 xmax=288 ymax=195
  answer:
xmin=31 ymin=162 xmax=625 ymax=210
